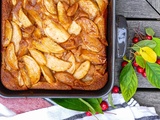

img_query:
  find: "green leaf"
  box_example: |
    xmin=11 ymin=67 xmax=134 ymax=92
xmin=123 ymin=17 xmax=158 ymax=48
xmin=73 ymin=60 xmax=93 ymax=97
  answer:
xmin=120 ymin=62 xmax=138 ymax=102
xmin=108 ymin=92 xmax=116 ymax=108
xmin=51 ymin=98 xmax=103 ymax=114
xmin=83 ymin=98 xmax=103 ymax=114
xmin=146 ymin=62 xmax=160 ymax=88
xmin=51 ymin=98 xmax=89 ymax=112
xmin=131 ymin=40 xmax=156 ymax=51
xmin=79 ymin=98 xmax=96 ymax=114
xmin=153 ymin=37 xmax=160 ymax=56
xmin=135 ymin=55 xmax=146 ymax=68
xmin=97 ymin=98 xmax=103 ymax=104
xmin=145 ymin=27 xmax=155 ymax=36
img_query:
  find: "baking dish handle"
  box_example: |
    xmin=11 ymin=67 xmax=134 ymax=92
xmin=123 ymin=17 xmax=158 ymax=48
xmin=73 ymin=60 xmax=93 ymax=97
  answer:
xmin=116 ymin=15 xmax=128 ymax=58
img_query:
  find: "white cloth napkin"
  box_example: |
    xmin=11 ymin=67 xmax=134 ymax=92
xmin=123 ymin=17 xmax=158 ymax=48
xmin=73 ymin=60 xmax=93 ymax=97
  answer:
xmin=0 ymin=93 xmax=159 ymax=120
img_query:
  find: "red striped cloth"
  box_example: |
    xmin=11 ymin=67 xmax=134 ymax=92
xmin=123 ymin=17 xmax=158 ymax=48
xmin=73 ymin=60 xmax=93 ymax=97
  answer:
xmin=0 ymin=97 xmax=52 ymax=114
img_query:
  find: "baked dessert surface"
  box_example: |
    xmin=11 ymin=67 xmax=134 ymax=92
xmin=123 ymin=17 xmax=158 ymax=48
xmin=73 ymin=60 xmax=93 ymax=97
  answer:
xmin=1 ymin=0 xmax=108 ymax=90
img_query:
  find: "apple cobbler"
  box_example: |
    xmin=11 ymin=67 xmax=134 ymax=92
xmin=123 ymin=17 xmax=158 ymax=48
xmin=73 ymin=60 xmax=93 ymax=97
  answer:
xmin=1 ymin=0 xmax=108 ymax=90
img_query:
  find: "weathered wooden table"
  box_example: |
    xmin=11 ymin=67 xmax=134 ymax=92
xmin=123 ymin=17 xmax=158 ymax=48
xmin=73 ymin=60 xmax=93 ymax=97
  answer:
xmin=116 ymin=0 xmax=160 ymax=115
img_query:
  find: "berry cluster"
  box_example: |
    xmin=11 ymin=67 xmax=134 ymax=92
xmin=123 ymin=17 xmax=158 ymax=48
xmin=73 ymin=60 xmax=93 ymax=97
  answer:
xmin=132 ymin=35 xmax=152 ymax=44
xmin=133 ymin=35 xmax=160 ymax=77
xmin=121 ymin=34 xmax=160 ymax=78
xmin=122 ymin=59 xmax=147 ymax=77
xmin=85 ymin=100 xmax=109 ymax=116
xmin=119 ymin=27 xmax=160 ymax=101
xmin=133 ymin=61 xmax=146 ymax=77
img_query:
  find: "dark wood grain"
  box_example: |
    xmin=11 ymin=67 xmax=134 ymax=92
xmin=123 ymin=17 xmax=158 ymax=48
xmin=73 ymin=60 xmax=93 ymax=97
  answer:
xmin=148 ymin=0 xmax=160 ymax=15
xmin=134 ymin=92 xmax=160 ymax=115
xmin=116 ymin=0 xmax=160 ymax=19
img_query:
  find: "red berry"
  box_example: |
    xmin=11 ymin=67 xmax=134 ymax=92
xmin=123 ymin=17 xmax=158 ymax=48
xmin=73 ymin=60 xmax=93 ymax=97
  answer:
xmin=100 ymin=101 xmax=109 ymax=111
xmin=146 ymin=35 xmax=152 ymax=40
xmin=132 ymin=37 xmax=139 ymax=43
xmin=132 ymin=61 xmax=139 ymax=67
xmin=136 ymin=66 xmax=144 ymax=73
xmin=121 ymin=61 xmax=128 ymax=67
xmin=156 ymin=59 xmax=160 ymax=65
xmin=142 ymin=71 xmax=146 ymax=77
xmin=86 ymin=111 xmax=92 ymax=116
xmin=112 ymin=86 xmax=119 ymax=93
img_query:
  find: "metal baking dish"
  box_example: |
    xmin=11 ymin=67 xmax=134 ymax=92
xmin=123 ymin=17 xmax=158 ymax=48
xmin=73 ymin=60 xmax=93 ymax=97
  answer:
xmin=0 ymin=0 xmax=126 ymax=98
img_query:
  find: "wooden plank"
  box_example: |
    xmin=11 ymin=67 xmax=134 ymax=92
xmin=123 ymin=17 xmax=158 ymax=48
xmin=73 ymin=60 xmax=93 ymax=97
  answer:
xmin=134 ymin=91 xmax=160 ymax=115
xmin=114 ymin=21 xmax=160 ymax=88
xmin=116 ymin=0 xmax=160 ymax=18
xmin=148 ymin=0 xmax=160 ymax=15
xmin=127 ymin=21 xmax=160 ymax=36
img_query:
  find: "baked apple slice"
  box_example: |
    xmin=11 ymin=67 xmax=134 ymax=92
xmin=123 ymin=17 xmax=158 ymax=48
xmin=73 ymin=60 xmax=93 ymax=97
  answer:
xmin=68 ymin=21 xmax=81 ymax=35
xmin=23 ymin=55 xmax=41 ymax=85
xmin=20 ymin=67 xmax=31 ymax=88
xmin=18 ymin=8 xmax=32 ymax=28
xmin=32 ymin=37 xmax=65 ymax=53
xmin=45 ymin=54 xmax=71 ymax=72
xmin=29 ymin=49 xmax=47 ymax=65
xmin=42 ymin=37 xmax=65 ymax=53
xmin=70 ymin=0 xmax=78 ymax=5
xmin=60 ymin=35 xmax=81 ymax=50
xmin=94 ymin=15 xmax=108 ymax=45
xmin=81 ymin=32 xmax=104 ymax=52
xmin=81 ymin=49 xmax=106 ymax=65
xmin=11 ymin=21 xmax=22 ymax=53
xmin=43 ymin=19 xmax=70 ymax=43
xmin=53 ymin=0 xmax=69 ymax=5
xmin=54 ymin=72 xmax=76 ymax=86
xmin=76 ymin=17 xmax=99 ymax=38
xmin=17 ymin=39 xmax=28 ymax=58
xmin=6 ymin=43 xmax=18 ymax=70
xmin=67 ymin=53 xmax=76 ymax=74
xmin=73 ymin=60 xmax=90 ymax=79
xmin=40 ymin=65 xmax=55 ymax=83
xmin=32 ymin=28 xmax=42 ymax=39
xmin=28 ymin=10 xmax=42 ymax=28
xmin=78 ymin=0 xmax=99 ymax=20
xmin=11 ymin=0 xmax=17 ymax=5
xmin=73 ymin=9 xmax=89 ymax=20
xmin=32 ymin=40 xmax=49 ymax=53
xmin=17 ymin=71 xmax=24 ymax=86
xmin=95 ymin=0 xmax=108 ymax=13
xmin=43 ymin=0 xmax=57 ymax=14
xmin=57 ymin=1 xmax=71 ymax=29
xmin=12 ymin=13 xmax=22 ymax=27
xmin=3 ymin=20 xmax=12 ymax=47
xmin=23 ymin=0 xmax=27 ymax=8
xmin=67 ymin=2 xmax=79 ymax=16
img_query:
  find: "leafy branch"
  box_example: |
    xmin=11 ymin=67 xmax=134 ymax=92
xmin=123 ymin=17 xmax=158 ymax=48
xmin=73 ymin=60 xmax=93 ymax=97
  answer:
xmin=120 ymin=27 xmax=160 ymax=102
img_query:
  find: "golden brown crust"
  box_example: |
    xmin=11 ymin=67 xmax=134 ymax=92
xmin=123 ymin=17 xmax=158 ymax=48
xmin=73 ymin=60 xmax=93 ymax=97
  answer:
xmin=1 ymin=0 xmax=108 ymax=91
xmin=54 ymin=72 xmax=108 ymax=90
xmin=2 ymin=1 xmax=11 ymax=46
xmin=1 ymin=68 xmax=28 ymax=90
xmin=31 ymin=81 xmax=72 ymax=90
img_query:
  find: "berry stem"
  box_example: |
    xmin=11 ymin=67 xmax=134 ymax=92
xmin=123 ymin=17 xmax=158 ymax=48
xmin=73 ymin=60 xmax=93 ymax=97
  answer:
xmin=123 ymin=55 xmax=131 ymax=63
xmin=79 ymin=98 xmax=95 ymax=114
